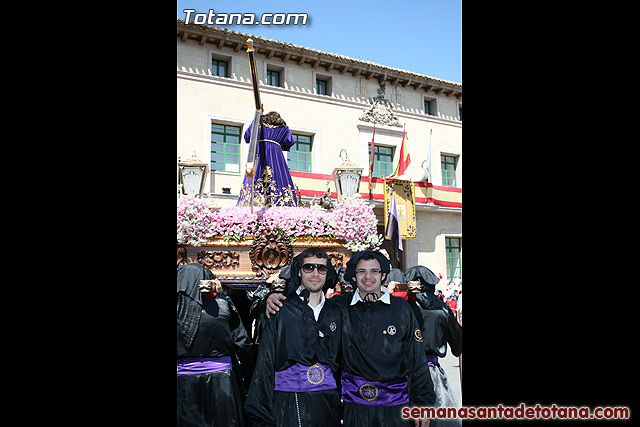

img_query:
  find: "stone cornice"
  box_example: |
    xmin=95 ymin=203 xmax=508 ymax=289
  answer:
xmin=177 ymin=19 xmax=462 ymax=100
xmin=177 ymin=70 xmax=462 ymax=127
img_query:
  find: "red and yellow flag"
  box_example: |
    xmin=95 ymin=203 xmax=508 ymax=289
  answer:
xmin=386 ymin=130 xmax=411 ymax=181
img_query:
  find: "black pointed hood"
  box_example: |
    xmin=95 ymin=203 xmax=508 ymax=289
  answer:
xmin=404 ymin=265 xmax=439 ymax=292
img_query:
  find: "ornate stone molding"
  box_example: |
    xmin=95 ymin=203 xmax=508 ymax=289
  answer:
xmin=359 ymin=82 xmax=402 ymax=127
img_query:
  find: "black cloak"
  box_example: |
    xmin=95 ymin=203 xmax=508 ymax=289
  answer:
xmin=248 ymin=254 xmax=338 ymax=345
xmin=177 ymin=262 xmax=216 ymax=348
xmin=383 ymin=267 xmax=407 ymax=285
xmin=405 ymin=265 xmax=439 ymax=291
xmin=404 ymin=266 xmax=463 ymax=425
xmin=405 ymin=265 xmax=462 ymax=357
xmin=328 ymin=251 xmax=435 ymax=426
xmin=244 ymin=252 xmax=342 ymax=427
xmin=177 ymin=263 xmax=254 ymax=427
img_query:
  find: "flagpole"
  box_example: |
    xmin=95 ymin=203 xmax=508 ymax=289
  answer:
xmin=396 ymin=123 xmax=405 ymax=181
xmin=384 ymin=124 xmax=408 ymax=182
xmin=368 ymin=119 xmax=376 ymax=200
xmin=427 ymin=128 xmax=432 ymax=184
xmin=401 ymin=123 xmax=405 ymax=180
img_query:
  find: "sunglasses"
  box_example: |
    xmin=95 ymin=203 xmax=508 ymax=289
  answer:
xmin=301 ymin=263 xmax=329 ymax=275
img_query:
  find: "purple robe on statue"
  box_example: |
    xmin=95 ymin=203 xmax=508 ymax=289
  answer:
xmin=237 ymin=122 xmax=298 ymax=207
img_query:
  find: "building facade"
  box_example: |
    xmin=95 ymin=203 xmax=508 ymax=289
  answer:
xmin=177 ymin=19 xmax=462 ymax=281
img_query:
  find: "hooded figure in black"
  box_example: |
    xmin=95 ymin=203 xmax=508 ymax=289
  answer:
xmin=331 ymin=250 xmax=435 ymax=426
xmin=245 ymin=247 xmax=342 ymax=427
xmin=405 ymin=265 xmax=462 ymax=427
xmin=383 ymin=267 xmax=407 ymax=286
xmin=177 ymin=262 xmax=254 ymax=427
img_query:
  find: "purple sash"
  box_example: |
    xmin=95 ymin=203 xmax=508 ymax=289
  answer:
xmin=341 ymin=371 xmax=409 ymax=406
xmin=426 ymin=354 xmax=439 ymax=366
xmin=177 ymin=356 xmax=232 ymax=375
xmin=274 ymin=363 xmax=337 ymax=392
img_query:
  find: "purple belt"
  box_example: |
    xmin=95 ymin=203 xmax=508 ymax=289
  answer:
xmin=426 ymin=354 xmax=439 ymax=366
xmin=274 ymin=362 xmax=337 ymax=392
xmin=341 ymin=371 xmax=409 ymax=407
xmin=177 ymin=356 xmax=232 ymax=375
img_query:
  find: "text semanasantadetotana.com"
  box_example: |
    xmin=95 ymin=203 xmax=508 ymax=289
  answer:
xmin=401 ymin=403 xmax=630 ymax=420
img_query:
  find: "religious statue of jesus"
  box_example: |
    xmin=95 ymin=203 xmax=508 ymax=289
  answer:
xmin=236 ymin=111 xmax=298 ymax=208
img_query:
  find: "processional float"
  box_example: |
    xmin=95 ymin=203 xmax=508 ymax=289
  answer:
xmin=178 ymin=39 xmax=352 ymax=290
xmin=245 ymin=38 xmax=262 ymax=214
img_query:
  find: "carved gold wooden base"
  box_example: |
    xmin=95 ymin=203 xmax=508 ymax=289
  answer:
xmin=179 ymin=233 xmax=352 ymax=289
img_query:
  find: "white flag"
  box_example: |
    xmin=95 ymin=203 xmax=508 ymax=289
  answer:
xmin=419 ymin=129 xmax=433 ymax=182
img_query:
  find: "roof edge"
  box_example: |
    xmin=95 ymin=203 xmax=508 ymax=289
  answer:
xmin=177 ymin=19 xmax=462 ymax=91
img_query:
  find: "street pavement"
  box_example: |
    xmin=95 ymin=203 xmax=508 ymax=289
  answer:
xmin=439 ymin=343 xmax=462 ymax=405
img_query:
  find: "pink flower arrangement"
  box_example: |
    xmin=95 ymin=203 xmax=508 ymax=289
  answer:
xmin=176 ymin=197 xmax=217 ymax=246
xmin=177 ymin=196 xmax=382 ymax=250
xmin=329 ymin=197 xmax=383 ymax=251
xmin=210 ymin=206 xmax=259 ymax=240
xmin=259 ymin=206 xmax=333 ymax=240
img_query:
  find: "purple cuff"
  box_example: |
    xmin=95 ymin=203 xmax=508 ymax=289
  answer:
xmin=426 ymin=354 xmax=439 ymax=366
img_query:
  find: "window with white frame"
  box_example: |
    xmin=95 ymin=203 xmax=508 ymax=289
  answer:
xmin=369 ymin=145 xmax=394 ymax=178
xmin=445 ymin=237 xmax=462 ymax=281
xmin=210 ymin=52 xmax=232 ymax=78
xmin=265 ymin=63 xmax=285 ymax=88
xmin=441 ymin=154 xmax=458 ymax=187
xmin=211 ymin=123 xmax=241 ymax=173
xmin=287 ymin=134 xmax=313 ymax=172
xmin=314 ymin=72 xmax=332 ymax=96
xmin=424 ymin=95 xmax=437 ymax=116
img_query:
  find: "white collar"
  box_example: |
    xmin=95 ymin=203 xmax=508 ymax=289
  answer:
xmin=350 ymin=286 xmax=391 ymax=305
xmin=297 ymin=286 xmax=325 ymax=321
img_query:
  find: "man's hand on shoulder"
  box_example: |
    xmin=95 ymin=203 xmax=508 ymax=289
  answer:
xmin=265 ymin=293 xmax=286 ymax=318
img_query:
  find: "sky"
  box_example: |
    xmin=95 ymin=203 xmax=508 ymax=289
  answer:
xmin=176 ymin=0 xmax=462 ymax=84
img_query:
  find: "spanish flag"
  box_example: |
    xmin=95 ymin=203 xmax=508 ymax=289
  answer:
xmin=385 ymin=129 xmax=411 ymax=181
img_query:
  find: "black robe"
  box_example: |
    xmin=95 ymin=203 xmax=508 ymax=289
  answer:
xmin=331 ymin=292 xmax=436 ymax=426
xmin=404 ymin=265 xmax=462 ymax=426
xmin=409 ymin=292 xmax=463 ymax=427
xmin=244 ymin=294 xmax=342 ymax=427
xmin=177 ymin=263 xmax=254 ymax=427
xmin=411 ymin=292 xmax=462 ymax=358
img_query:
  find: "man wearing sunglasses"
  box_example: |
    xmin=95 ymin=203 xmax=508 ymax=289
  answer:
xmin=245 ymin=247 xmax=343 ymax=426
xmin=266 ymin=249 xmax=434 ymax=426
